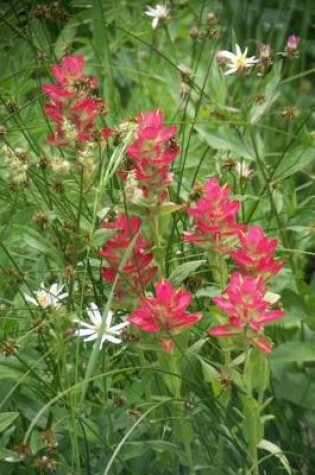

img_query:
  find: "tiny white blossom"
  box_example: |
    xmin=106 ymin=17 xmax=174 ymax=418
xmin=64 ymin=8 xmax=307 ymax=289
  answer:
xmin=218 ymin=44 xmax=258 ymax=75
xmin=145 ymin=4 xmax=170 ymax=29
xmin=264 ymin=291 xmax=281 ymax=305
xmin=235 ymin=161 xmax=253 ymax=179
xmin=74 ymin=303 xmax=129 ymax=349
xmin=24 ymin=283 xmax=68 ymax=309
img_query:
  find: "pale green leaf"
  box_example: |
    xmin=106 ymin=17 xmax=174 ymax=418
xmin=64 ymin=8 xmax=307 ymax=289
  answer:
xmin=257 ymin=439 xmax=292 ymax=474
xmin=0 ymin=412 xmax=19 ymax=433
xmin=195 ymin=126 xmax=255 ymax=160
xmin=169 ymin=260 xmax=206 ymax=287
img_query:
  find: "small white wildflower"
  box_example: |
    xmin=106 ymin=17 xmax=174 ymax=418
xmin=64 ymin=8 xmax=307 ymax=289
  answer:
xmin=264 ymin=291 xmax=281 ymax=305
xmin=235 ymin=161 xmax=253 ymax=179
xmin=51 ymin=158 xmax=71 ymax=175
xmin=24 ymin=283 xmax=68 ymax=309
xmin=218 ymin=44 xmax=258 ymax=75
xmin=3 ymin=145 xmax=29 ymax=184
xmin=62 ymin=118 xmax=77 ymax=141
xmin=145 ymin=4 xmax=170 ymax=29
xmin=74 ymin=303 xmax=129 ymax=349
xmin=125 ymin=170 xmax=145 ymax=205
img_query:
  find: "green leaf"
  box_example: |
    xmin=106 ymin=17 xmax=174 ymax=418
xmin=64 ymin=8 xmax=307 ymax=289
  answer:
xmin=257 ymin=439 xmax=292 ymax=474
xmin=240 ymin=394 xmax=264 ymax=445
xmin=169 ymin=260 xmax=206 ymax=287
xmin=90 ymin=228 xmax=116 ymax=248
xmin=272 ymin=145 xmax=315 ymax=180
xmin=0 ymin=361 xmax=26 ymax=381
xmin=12 ymin=225 xmax=63 ymax=266
xmin=0 ymin=448 xmax=22 ymax=462
xmin=249 ymin=351 xmax=270 ymax=393
xmin=157 ymin=202 xmax=184 ymax=216
xmin=250 ymin=63 xmax=281 ymax=124
xmin=195 ymin=126 xmax=255 ymax=160
xmin=270 ymin=342 xmax=315 ymax=363
xmin=0 ymin=412 xmax=19 ymax=432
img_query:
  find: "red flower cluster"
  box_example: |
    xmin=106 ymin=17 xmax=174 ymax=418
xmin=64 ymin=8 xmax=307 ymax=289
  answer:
xmin=101 ymin=214 xmax=157 ymax=301
xmin=230 ymin=225 xmax=284 ymax=278
xmin=123 ymin=110 xmax=179 ymax=198
xmin=184 ymin=178 xmax=243 ymax=248
xmin=42 ymin=56 xmax=111 ymax=146
xmin=182 ymin=178 xmax=284 ymax=352
xmin=209 ymin=273 xmax=284 ymax=353
xmin=128 ymin=279 xmax=202 ymax=352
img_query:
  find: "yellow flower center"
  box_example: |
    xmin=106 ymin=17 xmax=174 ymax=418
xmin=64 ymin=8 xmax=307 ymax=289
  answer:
xmin=235 ymin=56 xmax=247 ymax=71
xmin=36 ymin=293 xmax=50 ymax=307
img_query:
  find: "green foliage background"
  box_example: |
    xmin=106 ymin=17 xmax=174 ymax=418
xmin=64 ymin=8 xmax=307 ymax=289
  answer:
xmin=0 ymin=0 xmax=314 ymax=474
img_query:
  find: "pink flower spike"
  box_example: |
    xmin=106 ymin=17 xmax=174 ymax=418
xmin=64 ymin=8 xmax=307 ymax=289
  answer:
xmin=209 ymin=272 xmax=284 ymax=353
xmin=101 ymin=213 xmax=157 ymax=302
xmin=231 ymin=225 xmax=284 ymax=278
xmin=184 ymin=178 xmax=243 ymax=248
xmin=51 ymin=56 xmax=85 ymax=85
xmin=128 ymin=279 xmax=202 ymax=351
xmin=122 ymin=109 xmax=179 ymax=197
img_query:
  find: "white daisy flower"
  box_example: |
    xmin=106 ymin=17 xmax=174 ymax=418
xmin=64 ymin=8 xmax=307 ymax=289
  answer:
xmin=145 ymin=4 xmax=170 ymax=29
xmin=218 ymin=44 xmax=258 ymax=75
xmin=74 ymin=303 xmax=129 ymax=349
xmin=24 ymin=283 xmax=68 ymax=309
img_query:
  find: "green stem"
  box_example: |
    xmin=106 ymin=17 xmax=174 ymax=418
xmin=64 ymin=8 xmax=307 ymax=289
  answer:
xmin=168 ymin=355 xmax=195 ymax=475
xmin=150 ymin=209 xmax=165 ymax=278
xmin=243 ymin=343 xmax=259 ymax=475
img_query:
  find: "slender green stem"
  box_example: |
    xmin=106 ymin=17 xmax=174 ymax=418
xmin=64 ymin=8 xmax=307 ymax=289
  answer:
xmin=168 ymin=355 xmax=195 ymax=475
xmin=243 ymin=343 xmax=259 ymax=475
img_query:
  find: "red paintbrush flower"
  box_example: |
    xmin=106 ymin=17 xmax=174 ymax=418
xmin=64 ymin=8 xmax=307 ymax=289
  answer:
xmin=184 ymin=178 xmax=243 ymax=248
xmin=123 ymin=110 xmax=179 ymax=196
xmin=230 ymin=225 xmax=284 ymax=278
xmin=42 ymin=56 xmax=110 ymax=147
xmin=101 ymin=214 xmax=157 ymax=298
xmin=209 ymin=272 xmax=284 ymax=353
xmin=43 ymin=55 xmax=98 ymax=101
xmin=128 ymin=279 xmax=202 ymax=352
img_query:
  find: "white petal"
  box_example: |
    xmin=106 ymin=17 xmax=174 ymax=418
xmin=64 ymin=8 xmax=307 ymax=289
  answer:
xmin=235 ymin=44 xmax=242 ymax=56
xmin=99 ymin=336 xmax=107 ymax=349
xmin=83 ymin=334 xmax=98 ymax=342
xmin=75 ymin=329 xmax=96 ymax=337
xmin=75 ymin=321 xmax=95 ymax=329
xmin=224 ymin=68 xmax=237 ymax=75
xmin=152 ymin=17 xmax=159 ymax=29
xmin=218 ymin=51 xmax=236 ymax=61
xmin=55 ymin=292 xmax=68 ymax=301
xmin=50 ymin=283 xmax=59 ymax=296
xmin=24 ymin=294 xmax=38 ymax=306
xmin=105 ymin=334 xmax=122 ymax=344
xmin=87 ymin=303 xmax=102 ymax=326
xmin=105 ymin=310 xmax=113 ymax=328
xmin=145 ymin=6 xmax=155 ymax=16
xmin=110 ymin=321 xmax=130 ymax=333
